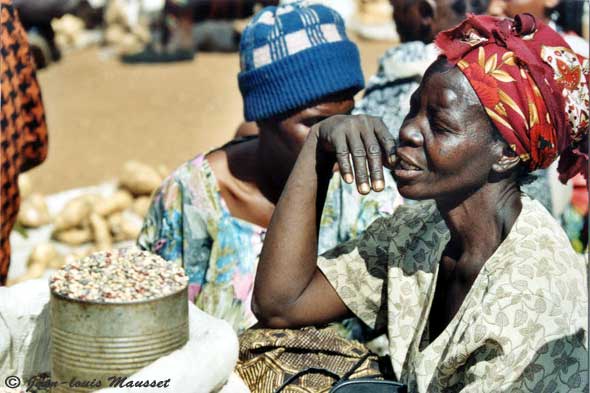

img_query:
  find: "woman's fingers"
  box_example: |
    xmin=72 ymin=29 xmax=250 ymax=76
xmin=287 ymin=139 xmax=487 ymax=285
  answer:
xmin=336 ymin=150 xmax=353 ymax=184
xmin=360 ymin=118 xmax=385 ymax=192
xmin=316 ymin=115 xmax=395 ymax=193
xmin=347 ymin=131 xmax=372 ymax=195
xmin=329 ymin=126 xmax=354 ymax=184
xmin=372 ymin=118 xmax=397 ymax=168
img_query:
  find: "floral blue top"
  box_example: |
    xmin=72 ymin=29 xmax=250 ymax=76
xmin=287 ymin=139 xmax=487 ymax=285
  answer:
xmin=138 ymin=148 xmax=401 ymax=333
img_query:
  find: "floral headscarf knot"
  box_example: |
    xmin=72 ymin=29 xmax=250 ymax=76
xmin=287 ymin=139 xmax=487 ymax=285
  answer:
xmin=435 ymin=13 xmax=589 ymax=183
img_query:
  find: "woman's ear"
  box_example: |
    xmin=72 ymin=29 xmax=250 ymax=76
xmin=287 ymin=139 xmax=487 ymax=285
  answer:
xmin=492 ymin=145 xmax=521 ymax=174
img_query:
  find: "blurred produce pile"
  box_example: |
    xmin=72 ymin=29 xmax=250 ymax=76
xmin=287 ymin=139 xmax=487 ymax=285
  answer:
xmin=8 ymin=161 xmax=166 ymax=286
xmin=102 ymin=0 xmax=153 ymax=54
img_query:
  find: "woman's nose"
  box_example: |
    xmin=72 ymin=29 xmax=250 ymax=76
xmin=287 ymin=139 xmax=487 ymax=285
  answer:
xmin=398 ymin=120 xmax=424 ymax=147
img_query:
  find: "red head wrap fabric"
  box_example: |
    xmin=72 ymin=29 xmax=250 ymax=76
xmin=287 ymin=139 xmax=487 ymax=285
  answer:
xmin=435 ymin=13 xmax=589 ymax=183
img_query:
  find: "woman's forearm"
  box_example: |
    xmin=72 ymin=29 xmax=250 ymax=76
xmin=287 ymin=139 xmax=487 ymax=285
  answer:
xmin=252 ymin=132 xmax=333 ymax=324
xmin=252 ymin=115 xmax=395 ymax=327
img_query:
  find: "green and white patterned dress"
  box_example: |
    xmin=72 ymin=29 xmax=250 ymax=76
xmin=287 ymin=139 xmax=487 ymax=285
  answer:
xmin=318 ymin=195 xmax=588 ymax=392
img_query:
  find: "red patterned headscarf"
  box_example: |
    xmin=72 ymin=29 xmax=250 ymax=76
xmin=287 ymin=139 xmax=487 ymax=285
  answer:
xmin=435 ymin=13 xmax=589 ymax=183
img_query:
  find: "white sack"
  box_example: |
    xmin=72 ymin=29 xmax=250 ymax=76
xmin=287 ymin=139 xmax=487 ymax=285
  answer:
xmin=0 ymin=279 xmax=242 ymax=393
xmin=0 ymin=279 xmax=52 ymax=381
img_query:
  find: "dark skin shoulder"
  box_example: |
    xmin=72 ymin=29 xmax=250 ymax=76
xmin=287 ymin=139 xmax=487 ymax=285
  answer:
xmin=206 ymin=139 xmax=275 ymax=228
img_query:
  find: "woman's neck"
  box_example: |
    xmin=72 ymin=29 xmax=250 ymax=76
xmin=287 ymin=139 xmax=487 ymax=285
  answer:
xmin=436 ymin=181 xmax=522 ymax=265
xmin=221 ymin=135 xmax=289 ymax=205
xmin=254 ymin=141 xmax=293 ymax=205
xmin=210 ymin=138 xmax=275 ymax=227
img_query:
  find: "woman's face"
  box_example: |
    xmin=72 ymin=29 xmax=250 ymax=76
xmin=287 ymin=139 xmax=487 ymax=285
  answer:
xmin=393 ymin=59 xmax=505 ymax=202
xmin=276 ymin=97 xmax=355 ymax=153
xmin=390 ymin=0 xmax=429 ymax=43
xmin=259 ymin=94 xmax=355 ymax=179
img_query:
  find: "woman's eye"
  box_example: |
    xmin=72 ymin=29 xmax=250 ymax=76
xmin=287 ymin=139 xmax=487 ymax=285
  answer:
xmin=430 ymin=119 xmax=453 ymax=135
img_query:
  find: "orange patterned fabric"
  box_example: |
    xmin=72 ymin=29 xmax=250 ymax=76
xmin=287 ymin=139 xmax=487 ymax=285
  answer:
xmin=0 ymin=0 xmax=48 ymax=285
xmin=436 ymin=14 xmax=589 ymax=183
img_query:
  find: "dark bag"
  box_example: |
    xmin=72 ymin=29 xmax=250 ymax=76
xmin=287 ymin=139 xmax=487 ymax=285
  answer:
xmin=273 ymin=354 xmax=407 ymax=393
xmin=330 ymin=378 xmax=407 ymax=393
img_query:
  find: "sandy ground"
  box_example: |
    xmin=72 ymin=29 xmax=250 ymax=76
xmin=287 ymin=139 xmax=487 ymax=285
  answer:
xmin=27 ymin=38 xmax=393 ymax=194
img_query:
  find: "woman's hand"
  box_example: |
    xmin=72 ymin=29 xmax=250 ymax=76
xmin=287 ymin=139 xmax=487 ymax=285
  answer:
xmin=313 ymin=115 xmax=397 ymax=195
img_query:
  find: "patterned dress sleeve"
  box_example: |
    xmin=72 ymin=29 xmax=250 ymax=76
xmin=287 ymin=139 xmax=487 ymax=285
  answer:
xmin=137 ymin=176 xmax=185 ymax=265
xmin=317 ymin=215 xmax=392 ymax=332
xmin=137 ymin=160 xmax=217 ymax=304
xmin=318 ymin=172 xmax=400 ymax=254
xmin=458 ymin=329 xmax=588 ymax=392
xmin=453 ymin=271 xmax=588 ymax=393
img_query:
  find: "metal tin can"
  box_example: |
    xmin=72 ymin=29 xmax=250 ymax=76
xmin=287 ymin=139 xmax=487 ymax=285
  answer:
xmin=50 ymin=286 xmax=188 ymax=392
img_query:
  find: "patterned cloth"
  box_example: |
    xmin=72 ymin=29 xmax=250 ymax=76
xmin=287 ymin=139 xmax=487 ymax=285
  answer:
xmin=138 ymin=144 xmax=399 ymax=333
xmin=237 ymin=326 xmax=382 ymax=393
xmin=238 ymin=2 xmax=364 ymax=121
xmin=0 ymin=0 xmax=48 ymax=285
xmin=436 ymin=13 xmax=589 ymax=183
xmin=317 ymin=196 xmax=588 ymax=392
xmin=353 ymin=40 xmax=554 ymax=213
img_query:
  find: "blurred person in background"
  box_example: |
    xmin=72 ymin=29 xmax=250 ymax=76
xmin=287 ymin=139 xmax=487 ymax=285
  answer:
xmin=122 ymin=0 xmax=278 ymax=63
xmin=1 ymin=0 xmax=49 ymax=285
xmin=12 ymin=0 xmax=102 ymax=68
xmin=137 ymin=2 xmax=401 ymax=333
xmin=487 ymin=0 xmax=588 ymax=56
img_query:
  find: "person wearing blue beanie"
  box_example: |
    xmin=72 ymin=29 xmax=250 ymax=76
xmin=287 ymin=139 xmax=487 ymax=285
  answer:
xmin=138 ymin=1 xmax=400 ymax=335
xmin=238 ymin=2 xmax=365 ymax=121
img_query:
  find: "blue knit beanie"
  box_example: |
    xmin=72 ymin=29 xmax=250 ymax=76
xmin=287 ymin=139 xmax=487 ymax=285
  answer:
xmin=238 ymin=2 xmax=365 ymax=121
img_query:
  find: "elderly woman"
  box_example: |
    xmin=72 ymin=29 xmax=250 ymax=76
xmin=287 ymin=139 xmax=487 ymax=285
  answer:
xmin=248 ymin=13 xmax=588 ymax=392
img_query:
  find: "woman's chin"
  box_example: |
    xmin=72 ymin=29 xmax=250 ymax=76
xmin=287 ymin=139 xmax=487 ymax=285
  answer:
xmin=394 ymin=172 xmax=432 ymax=200
xmin=397 ymin=185 xmax=431 ymax=201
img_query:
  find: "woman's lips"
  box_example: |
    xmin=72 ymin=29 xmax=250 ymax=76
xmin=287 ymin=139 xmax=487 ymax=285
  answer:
xmin=399 ymin=160 xmax=421 ymax=171
xmin=393 ymin=155 xmax=423 ymax=180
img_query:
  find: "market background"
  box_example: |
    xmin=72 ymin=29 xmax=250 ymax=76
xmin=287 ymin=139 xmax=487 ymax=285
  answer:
xmin=30 ymin=41 xmax=392 ymax=194
xmin=8 ymin=0 xmax=590 ymax=283
xmin=7 ymin=0 xmax=403 ymax=283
